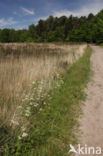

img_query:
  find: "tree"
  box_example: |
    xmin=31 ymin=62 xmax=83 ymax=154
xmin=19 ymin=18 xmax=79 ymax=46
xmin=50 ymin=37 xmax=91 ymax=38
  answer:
xmin=28 ymin=24 xmax=38 ymax=41
xmin=48 ymin=26 xmax=65 ymax=42
xmin=0 ymin=29 xmax=10 ymax=42
xmin=88 ymin=13 xmax=94 ymax=22
xmin=0 ymin=9 xmax=103 ymax=43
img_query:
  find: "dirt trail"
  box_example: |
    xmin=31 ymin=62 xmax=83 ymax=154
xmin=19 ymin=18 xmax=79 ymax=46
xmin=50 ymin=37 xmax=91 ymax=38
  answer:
xmin=76 ymin=45 xmax=103 ymax=156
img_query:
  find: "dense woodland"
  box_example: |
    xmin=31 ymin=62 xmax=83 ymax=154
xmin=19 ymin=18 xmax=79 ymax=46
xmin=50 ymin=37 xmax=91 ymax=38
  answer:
xmin=0 ymin=9 xmax=103 ymax=43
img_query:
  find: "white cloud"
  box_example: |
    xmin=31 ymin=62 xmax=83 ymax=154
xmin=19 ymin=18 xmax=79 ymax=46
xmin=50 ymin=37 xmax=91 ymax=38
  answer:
xmin=53 ymin=0 xmax=103 ymax=17
xmin=0 ymin=18 xmax=17 ymax=27
xmin=21 ymin=7 xmax=35 ymax=15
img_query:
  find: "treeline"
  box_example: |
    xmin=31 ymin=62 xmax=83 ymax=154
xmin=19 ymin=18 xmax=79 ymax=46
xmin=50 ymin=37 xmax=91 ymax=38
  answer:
xmin=0 ymin=9 xmax=103 ymax=43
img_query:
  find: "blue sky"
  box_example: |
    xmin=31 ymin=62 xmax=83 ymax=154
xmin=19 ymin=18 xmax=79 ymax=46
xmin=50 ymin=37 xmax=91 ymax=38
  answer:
xmin=0 ymin=0 xmax=103 ymax=29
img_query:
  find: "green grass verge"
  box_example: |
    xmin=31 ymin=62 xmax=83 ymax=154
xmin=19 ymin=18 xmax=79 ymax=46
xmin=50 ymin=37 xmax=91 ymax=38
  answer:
xmin=99 ymin=43 xmax=103 ymax=48
xmin=5 ymin=46 xmax=92 ymax=156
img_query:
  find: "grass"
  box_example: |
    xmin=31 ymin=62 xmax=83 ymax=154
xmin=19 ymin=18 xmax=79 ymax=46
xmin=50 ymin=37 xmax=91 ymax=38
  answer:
xmin=99 ymin=44 xmax=103 ymax=48
xmin=0 ymin=43 xmax=86 ymax=57
xmin=4 ymin=46 xmax=92 ymax=156
xmin=0 ymin=43 xmax=86 ymax=127
xmin=0 ymin=43 xmax=87 ymax=155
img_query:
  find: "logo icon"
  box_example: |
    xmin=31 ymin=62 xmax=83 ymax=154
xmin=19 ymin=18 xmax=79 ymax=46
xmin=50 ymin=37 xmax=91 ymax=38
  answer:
xmin=69 ymin=144 xmax=78 ymax=154
xmin=69 ymin=144 xmax=102 ymax=155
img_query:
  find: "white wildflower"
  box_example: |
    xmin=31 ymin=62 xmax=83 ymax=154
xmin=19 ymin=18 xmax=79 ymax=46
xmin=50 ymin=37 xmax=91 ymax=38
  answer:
xmin=32 ymin=81 xmax=36 ymax=85
xmin=18 ymin=106 xmax=22 ymax=109
xmin=30 ymin=97 xmax=33 ymax=100
xmin=26 ymin=107 xmax=31 ymax=111
xmin=25 ymin=110 xmax=30 ymax=114
xmin=34 ymin=103 xmax=39 ymax=107
xmin=25 ymin=113 xmax=30 ymax=117
xmin=22 ymin=132 xmax=28 ymax=138
xmin=18 ymin=136 xmax=22 ymax=140
xmin=11 ymin=120 xmax=19 ymax=125
xmin=29 ymin=102 xmax=33 ymax=106
xmin=44 ymin=102 xmax=46 ymax=105
xmin=21 ymin=126 xmax=26 ymax=132
xmin=25 ymin=108 xmax=31 ymax=116
xmin=39 ymin=108 xmax=42 ymax=111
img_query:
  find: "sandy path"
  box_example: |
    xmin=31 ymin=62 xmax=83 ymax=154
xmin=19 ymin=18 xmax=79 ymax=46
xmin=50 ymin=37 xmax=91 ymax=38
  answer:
xmin=75 ymin=45 xmax=103 ymax=156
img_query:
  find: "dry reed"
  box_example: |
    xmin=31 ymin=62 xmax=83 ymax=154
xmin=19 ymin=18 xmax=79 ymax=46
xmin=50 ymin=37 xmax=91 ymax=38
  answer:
xmin=0 ymin=43 xmax=87 ymax=127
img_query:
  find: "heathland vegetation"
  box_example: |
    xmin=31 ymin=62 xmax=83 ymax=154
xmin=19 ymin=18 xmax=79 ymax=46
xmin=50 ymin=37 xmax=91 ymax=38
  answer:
xmin=0 ymin=10 xmax=103 ymax=43
xmin=0 ymin=7 xmax=95 ymax=156
xmin=0 ymin=43 xmax=91 ymax=155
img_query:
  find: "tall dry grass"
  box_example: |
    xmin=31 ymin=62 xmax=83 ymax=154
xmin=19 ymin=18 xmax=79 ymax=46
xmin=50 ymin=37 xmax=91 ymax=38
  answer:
xmin=0 ymin=43 xmax=87 ymax=127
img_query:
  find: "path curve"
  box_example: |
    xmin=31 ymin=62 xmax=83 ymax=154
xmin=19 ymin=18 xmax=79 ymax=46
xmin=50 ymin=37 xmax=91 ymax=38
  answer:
xmin=76 ymin=45 xmax=103 ymax=156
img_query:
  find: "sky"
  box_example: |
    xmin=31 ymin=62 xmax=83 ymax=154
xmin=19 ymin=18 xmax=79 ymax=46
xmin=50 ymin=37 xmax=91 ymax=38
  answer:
xmin=0 ymin=0 xmax=103 ymax=29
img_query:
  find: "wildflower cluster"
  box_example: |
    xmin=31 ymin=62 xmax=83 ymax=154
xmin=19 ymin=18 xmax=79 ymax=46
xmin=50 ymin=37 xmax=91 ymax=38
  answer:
xmin=10 ymin=72 xmax=64 ymax=140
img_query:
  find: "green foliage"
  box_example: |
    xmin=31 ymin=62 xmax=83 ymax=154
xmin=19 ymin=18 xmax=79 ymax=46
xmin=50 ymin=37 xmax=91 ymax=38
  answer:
xmin=4 ymin=46 xmax=92 ymax=156
xmin=0 ymin=10 xmax=103 ymax=43
xmin=28 ymin=24 xmax=38 ymax=42
xmin=48 ymin=26 xmax=65 ymax=42
xmin=0 ymin=29 xmax=10 ymax=42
